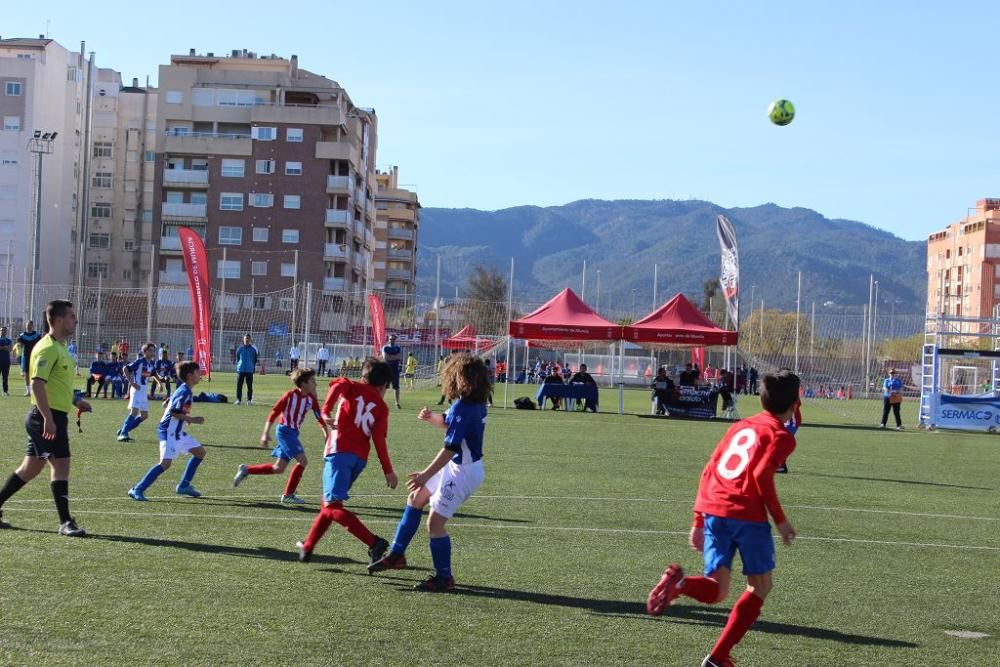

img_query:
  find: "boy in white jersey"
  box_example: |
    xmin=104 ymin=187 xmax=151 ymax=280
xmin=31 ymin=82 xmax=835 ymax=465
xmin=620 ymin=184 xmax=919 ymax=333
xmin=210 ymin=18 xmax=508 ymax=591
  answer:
xmin=233 ymin=368 xmax=328 ymax=504
xmin=127 ymin=361 xmax=206 ymax=501
xmin=117 ymin=342 xmax=158 ymax=442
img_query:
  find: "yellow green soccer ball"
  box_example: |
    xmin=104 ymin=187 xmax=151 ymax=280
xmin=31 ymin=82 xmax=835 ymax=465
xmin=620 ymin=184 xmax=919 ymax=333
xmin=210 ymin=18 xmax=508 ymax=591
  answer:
xmin=768 ymin=99 xmax=795 ymax=126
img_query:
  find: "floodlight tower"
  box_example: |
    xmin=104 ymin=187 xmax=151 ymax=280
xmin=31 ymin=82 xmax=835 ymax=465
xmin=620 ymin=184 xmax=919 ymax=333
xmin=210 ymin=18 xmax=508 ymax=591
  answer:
xmin=26 ymin=130 xmax=57 ymax=318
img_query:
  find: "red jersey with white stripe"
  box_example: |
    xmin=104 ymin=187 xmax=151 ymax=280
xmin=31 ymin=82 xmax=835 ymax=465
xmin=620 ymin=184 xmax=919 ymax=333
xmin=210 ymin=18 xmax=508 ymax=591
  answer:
xmin=321 ymin=377 xmax=393 ymax=474
xmin=693 ymin=411 xmax=796 ymax=525
xmin=267 ymin=389 xmax=323 ymax=431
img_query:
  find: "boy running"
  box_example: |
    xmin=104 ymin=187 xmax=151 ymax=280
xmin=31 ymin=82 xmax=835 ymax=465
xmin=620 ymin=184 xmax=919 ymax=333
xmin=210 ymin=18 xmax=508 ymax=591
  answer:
xmin=127 ymin=361 xmax=207 ymax=501
xmin=296 ymin=359 xmax=398 ymax=564
xmin=233 ymin=368 xmax=328 ymax=504
xmin=646 ymin=370 xmax=800 ymax=667
xmin=152 ymin=349 xmax=176 ymax=400
xmin=117 ymin=343 xmax=157 ymax=442
xmin=369 ymin=353 xmax=490 ymax=592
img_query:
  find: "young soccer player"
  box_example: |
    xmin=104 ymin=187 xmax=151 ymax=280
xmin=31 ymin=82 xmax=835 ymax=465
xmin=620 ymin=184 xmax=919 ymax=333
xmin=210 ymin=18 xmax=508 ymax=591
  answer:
xmin=404 ymin=352 xmax=418 ymax=389
xmin=151 ymin=349 xmax=176 ymax=400
xmin=127 ymin=361 xmax=207 ymax=501
xmin=646 ymin=370 xmax=800 ymax=667
xmin=368 ymin=353 xmax=490 ymax=592
xmin=296 ymin=359 xmax=398 ymax=564
xmin=117 ymin=343 xmax=157 ymax=442
xmin=232 ymin=368 xmax=328 ymax=504
xmin=381 ymin=334 xmax=403 ymax=408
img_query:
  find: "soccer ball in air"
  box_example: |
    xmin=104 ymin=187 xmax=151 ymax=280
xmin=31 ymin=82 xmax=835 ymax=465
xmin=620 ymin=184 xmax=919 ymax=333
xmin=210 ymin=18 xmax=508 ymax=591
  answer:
xmin=768 ymin=99 xmax=795 ymax=126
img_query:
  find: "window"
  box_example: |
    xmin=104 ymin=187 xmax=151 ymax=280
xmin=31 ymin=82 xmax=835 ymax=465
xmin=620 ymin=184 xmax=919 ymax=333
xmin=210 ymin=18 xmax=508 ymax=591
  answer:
xmin=251 ymin=261 xmax=267 ymax=276
xmin=255 ymin=159 xmax=275 ymax=175
xmin=282 ymin=229 xmax=299 ymax=244
xmin=144 ymin=150 xmax=155 ymax=162
xmin=165 ymin=90 xmax=183 ymax=104
xmin=219 ymin=226 xmax=243 ymax=245
xmin=218 ymin=90 xmax=256 ymax=107
xmin=252 ymin=296 xmax=268 ymax=310
xmin=251 ymin=126 xmax=276 ymax=140
xmin=123 ymin=239 xmax=136 ymax=251
xmin=91 ymin=203 xmax=111 ymax=219
xmin=0 ymin=187 xmax=15 ymax=200
xmin=252 ymin=227 xmax=269 ymax=242
xmin=142 ymin=210 xmax=153 ymax=222
xmin=165 ymin=191 xmax=184 ymax=203
xmin=92 ymin=172 xmax=112 ymax=188
xmin=4 ymin=82 xmax=22 ymax=96
xmin=87 ymin=263 xmax=110 ymax=279
xmin=286 ymin=128 xmax=303 ymax=142
xmin=191 ymin=89 xmax=214 ymax=107
xmin=122 ymin=269 xmax=132 ymax=281
xmin=250 ymin=193 xmax=274 ymax=208
xmin=279 ymin=297 xmax=295 ymax=311
xmin=221 ymin=159 xmax=245 ymax=177
xmin=217 ymin=260 xmax=241 ymax=279
xmin=3 ymin=117 xmax=20 ymax=131
xmin=88 ymin=233 xmax=111 ymax=248
xmin=93 ymin=142 xmax=112 ymax=158
xmin=285 ymin=161 xmax=302 ymax=176
xmin=220 ymin=193 xmax=244 ymax=211
xmin=280 ymin=263 xmax=296 ymax=277
xmin=283 ymin=195 xmax=301 ymax=209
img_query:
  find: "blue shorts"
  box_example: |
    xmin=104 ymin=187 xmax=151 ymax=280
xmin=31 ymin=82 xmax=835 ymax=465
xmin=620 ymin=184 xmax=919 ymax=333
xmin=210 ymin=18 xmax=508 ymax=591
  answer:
xmin=703 ymin=515 xmax=776 ymax=576
xmin=271 ymin=425 xmax=304 ymax=461
xmin=322 ymin=452 xmax=367 ymax=503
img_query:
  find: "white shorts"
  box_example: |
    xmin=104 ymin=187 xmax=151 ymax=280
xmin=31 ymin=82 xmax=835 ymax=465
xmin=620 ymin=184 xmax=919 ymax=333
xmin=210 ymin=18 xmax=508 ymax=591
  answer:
xmin=128 ymin=384 xmax=149 ymax=411
xmin=159 ymin=432 xmax=202 ymax=461
xmin=426 ymin=460 xmax=484 ymax=519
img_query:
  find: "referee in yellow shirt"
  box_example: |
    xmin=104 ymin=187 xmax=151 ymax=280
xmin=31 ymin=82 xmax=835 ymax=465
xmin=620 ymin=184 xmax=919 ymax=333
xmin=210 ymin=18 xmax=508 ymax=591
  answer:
xmin=0 ymin=300 xmax=92 ymax=535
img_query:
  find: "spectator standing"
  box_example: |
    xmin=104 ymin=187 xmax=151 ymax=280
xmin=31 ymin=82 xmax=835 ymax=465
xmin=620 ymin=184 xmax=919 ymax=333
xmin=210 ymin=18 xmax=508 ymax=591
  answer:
xmin=119 ymin=338 xmax=130 ymax=360
xmin=17 ymin=321 xmax=43 ymax=396
xmin=879 ymin=368 xmax=904 ymax=430
xmin=316 ymin=343 xmax=330 ymax=376
xmin=0 ymin=326 xmax=11 ymax=396
xmin=235 ymin=334 xmax=259 ymax=406
xmin=748 ymin=367 xmax=759 ymax=394
xmin=289 ymin=343 xmax=301 ymax=370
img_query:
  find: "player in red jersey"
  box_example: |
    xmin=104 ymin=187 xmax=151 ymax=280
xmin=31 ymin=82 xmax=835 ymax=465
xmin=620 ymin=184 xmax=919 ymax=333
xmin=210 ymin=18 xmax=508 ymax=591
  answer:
xmin=232 ymin=368 xmax=328 ymax=504
xmin=647 ymin=369 xmax=801 ymax=667
xmin=296 ymin=358 xmax=398 ymax=565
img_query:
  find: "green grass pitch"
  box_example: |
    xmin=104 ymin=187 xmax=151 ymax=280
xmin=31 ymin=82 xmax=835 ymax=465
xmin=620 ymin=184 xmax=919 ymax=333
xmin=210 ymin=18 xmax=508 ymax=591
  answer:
xmin=0 ymin=373 xmax=996 ymax=666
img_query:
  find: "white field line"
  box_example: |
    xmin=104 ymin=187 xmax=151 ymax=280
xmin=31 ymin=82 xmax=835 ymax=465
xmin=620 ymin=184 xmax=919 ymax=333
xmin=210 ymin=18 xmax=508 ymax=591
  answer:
xmin=5 ymin=507 xmax=1000 ymax=553
xmin=6 ymin=493 xmax=999 ymax=523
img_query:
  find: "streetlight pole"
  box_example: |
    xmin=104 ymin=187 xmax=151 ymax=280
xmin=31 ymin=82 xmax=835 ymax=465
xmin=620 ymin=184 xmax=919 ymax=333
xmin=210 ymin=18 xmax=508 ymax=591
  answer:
xmin=27 ymin=131 xmax=57 ymax=318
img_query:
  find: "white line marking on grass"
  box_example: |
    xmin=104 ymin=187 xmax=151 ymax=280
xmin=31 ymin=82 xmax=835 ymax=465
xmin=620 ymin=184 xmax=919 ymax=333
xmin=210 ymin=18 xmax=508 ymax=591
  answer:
xmin=7 ymin=507 xmax=1000 ymax=552
xmin=7 ymin=493 xmax=999 ymax=523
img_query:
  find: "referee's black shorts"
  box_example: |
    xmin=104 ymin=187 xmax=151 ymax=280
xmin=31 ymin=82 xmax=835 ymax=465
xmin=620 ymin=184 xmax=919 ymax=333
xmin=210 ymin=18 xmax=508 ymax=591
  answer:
xmin=25 ymin=408 xmax=71 ymax=459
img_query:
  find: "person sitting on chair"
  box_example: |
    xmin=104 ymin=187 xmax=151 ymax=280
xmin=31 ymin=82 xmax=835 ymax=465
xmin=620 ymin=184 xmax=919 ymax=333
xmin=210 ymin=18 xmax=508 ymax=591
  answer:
xmin=679 ymin=363 xmax=698 ymax=387
xmin=542 ymin=369 xmax=564 ymax=410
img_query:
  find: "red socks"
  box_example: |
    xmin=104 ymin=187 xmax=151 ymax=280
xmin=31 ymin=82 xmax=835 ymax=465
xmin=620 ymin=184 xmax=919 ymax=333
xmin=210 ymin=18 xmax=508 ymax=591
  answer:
xmin=680 ymin=576 xmax=721 ymax=604
xmin=711 ymin=590 xmax=764 ymax=661
xmin=302 ymin=510 xmax=333 ymax=551
xmin=326 ymin=504 xmax=376 ymax=547
xmin=246 ymin=464 xmax=276 ymax=475
xmin=284 ymin=464 xmax=305 ymax=496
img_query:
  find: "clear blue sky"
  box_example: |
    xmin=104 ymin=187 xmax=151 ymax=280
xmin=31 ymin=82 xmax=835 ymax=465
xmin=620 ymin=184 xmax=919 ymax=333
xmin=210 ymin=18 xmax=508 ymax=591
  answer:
xmin=8 ymin=0 xmax=999 ymax=240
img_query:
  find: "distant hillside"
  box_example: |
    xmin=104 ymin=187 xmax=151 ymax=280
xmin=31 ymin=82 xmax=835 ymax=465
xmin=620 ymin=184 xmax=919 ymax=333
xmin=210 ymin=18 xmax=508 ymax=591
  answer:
xmin=415 ymin=199 xmax=926 ymax=316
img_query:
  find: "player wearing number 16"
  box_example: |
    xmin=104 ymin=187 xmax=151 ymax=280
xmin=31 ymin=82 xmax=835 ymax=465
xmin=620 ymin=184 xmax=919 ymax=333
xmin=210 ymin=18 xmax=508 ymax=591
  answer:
xmin=647 ymin=370 xmax=801 ymax=667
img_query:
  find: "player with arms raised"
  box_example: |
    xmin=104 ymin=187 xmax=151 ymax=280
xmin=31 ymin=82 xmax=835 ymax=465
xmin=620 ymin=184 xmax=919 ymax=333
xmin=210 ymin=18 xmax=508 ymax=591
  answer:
xmin=647 ymin=370 xmax=800 ymax=667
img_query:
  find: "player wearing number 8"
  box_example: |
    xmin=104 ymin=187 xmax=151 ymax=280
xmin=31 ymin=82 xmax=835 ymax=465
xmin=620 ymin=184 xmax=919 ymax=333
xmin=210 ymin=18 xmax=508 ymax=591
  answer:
xmin=647 ymin=370 xmax=801 ymax=667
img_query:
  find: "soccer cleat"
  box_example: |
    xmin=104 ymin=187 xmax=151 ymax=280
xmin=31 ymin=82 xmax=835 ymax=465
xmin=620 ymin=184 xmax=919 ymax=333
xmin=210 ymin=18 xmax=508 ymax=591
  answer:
xmin=233 ymin=400 xmax=241 ymax=406
xmin=647 ymin=563 xmax=684 ymax=616
xmin=24 ymin=387 xmax=30 ymax=396
xmin=368 ymin=536 xmax=390 ymax=565
xmin=878 ymin=423 xmax=886 ymax=429
xmin=127 ymin=487 xmax=147 ymax=502
xmin=701 ymin=655 xmax=736 ymax=667
xmin=58 ymin=520 xmax=86 ymax=537
xmin=367 ymin=551 xmax=407 ymax=574
xmin=776 ymin=463 xmax=789 ymax=474
xmin=896 ymin=425 xmax=904 ymax=431
xmin=247 ymin=400 xmax=254 ymax=406
xmin=175 ymin=484 xmax=201 ymax=498
xmin=414 ymin=574 xmax=455 ymax=592
xmin=117 ymin=434 xmax=133 ymax=443
xmin=0 ymin=511 xmax=11 ymax=529
xmin=396 ymin=402 xmax=402 ymax=409
xmin=233 ymin=464 xmax=249 ymax=487
xmin=295 ymin=540 xmax=312 ymax=563
xmin=280 ymin=493 xmax=305 ymax=505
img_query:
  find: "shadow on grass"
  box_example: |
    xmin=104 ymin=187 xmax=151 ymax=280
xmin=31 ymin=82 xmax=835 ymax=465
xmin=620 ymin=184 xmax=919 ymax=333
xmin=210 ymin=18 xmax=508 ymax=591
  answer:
xmin=426 ymin=585 xmax=918 ymax=649
xmin=349 ymin=505 xmax=533 ymax=524
xmin=797 ymin=471 xmax=991 ymax=491
xmin=201 ymin=442 xmax=271 ymax=452
xmin=90 ymin=533 xmax=364 ymax=566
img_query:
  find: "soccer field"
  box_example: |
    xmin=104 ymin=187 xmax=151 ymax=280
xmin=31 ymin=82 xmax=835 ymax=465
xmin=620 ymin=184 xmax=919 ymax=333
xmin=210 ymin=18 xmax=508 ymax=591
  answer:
xmin=0 ymin=373 xmax=996 ymax=666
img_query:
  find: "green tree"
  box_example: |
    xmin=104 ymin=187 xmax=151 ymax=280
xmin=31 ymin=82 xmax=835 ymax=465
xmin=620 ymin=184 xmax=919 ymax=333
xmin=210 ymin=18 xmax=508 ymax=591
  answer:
xmin=741 ymin=308 xmax=813 ymax=357
xmin=878 ymin=333 xmax=923 ymax=362
xmin=465 ymin=265 xmax=508 ymax=335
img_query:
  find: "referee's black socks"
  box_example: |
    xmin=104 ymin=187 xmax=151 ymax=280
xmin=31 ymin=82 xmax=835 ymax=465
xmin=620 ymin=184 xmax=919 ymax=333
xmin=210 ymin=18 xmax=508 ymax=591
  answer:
xmin=0 ymin=473 xmax=27 ymax=507
xmin=51 ymin=480 xmax=71 ymax=524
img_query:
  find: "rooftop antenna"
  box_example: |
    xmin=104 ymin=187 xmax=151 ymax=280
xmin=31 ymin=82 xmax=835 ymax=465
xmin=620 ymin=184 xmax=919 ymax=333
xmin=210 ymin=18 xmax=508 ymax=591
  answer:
xmin=46 ymin=19 xmax=50 ymax=38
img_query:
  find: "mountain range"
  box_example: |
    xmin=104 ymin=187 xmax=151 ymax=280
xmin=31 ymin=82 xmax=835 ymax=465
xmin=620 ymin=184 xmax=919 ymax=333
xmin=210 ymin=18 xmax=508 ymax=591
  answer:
xmin=414 ymin=199 xmax=927 ymax=316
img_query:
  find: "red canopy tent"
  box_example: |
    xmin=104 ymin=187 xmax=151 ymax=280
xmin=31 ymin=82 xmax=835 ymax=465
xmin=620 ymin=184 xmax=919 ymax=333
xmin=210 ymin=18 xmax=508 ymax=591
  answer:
xmin=441 ymin=325 xmax=502 ymax=354
xmin=623 ymin=293 xmax=738 ymax=346
xmin=508 ymin=288 xmax=622 ymax=343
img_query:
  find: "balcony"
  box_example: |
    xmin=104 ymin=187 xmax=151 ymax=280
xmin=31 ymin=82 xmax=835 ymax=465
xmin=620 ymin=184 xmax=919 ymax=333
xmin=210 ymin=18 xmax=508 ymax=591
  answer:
xmin=387 ymin=226 xmax=414 ymax=240
xmin=163 ymin=168 xmax=209 ymax=187
xmin=315 ymin=141 xmax=359 ymax=164
xmin=352 ymin=218 xmax=365 ymax=239
xmin=326 ymin=175 xmax=351 ymax=193
xmin=388 ymin=248 xmax=413 ymax=260
xmin=252 ymin=103 xmax=345 ymax=127
xmin=164 ymin=131 xmax=251 ymax=156
xmin=162 ymin=202 xmax=207 ymax=219
xmin=323 ymin=277 xmax=346 ymax=291
xmin=324 ymin=243 xmax=348 ymax=260
xmin=388 ymin=268 xmax=412 ymax=280
xmin=159 ymin=236 xmax=181 ymax=252
xmin=388 ymin=207 xmax=416 ymax=222
xmin=364 ymin=229 xmax=374 ymax=249
xmin=159 ymin=270 xmax=187 ymax=285
xmin=325 ymin=209 xmax=350 ymax=227
xmin=353 ymin=254 xmax=366 ymax=273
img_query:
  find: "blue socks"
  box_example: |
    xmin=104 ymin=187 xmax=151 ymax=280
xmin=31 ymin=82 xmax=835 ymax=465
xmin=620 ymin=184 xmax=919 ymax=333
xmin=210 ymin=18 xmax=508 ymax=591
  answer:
xmin=120 ymin=414 xmax=146 ymax=437
xmin=390 ymin=504 xmax=423 ymax=555
xmin=429 ymin=535 xmax=452 ymax=578
xmin=180 ymin=457 xmax=202 ymax=487
xmin=135 ymin=464 xmax=164 ymax=491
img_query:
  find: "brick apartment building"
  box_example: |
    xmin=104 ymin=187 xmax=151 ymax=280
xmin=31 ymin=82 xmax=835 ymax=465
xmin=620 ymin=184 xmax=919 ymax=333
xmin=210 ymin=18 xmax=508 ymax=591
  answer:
xmin=927 ymin=198 xmax=1000 ymax=323
xmin=374 ymin=165 xmax=419 ymax=297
